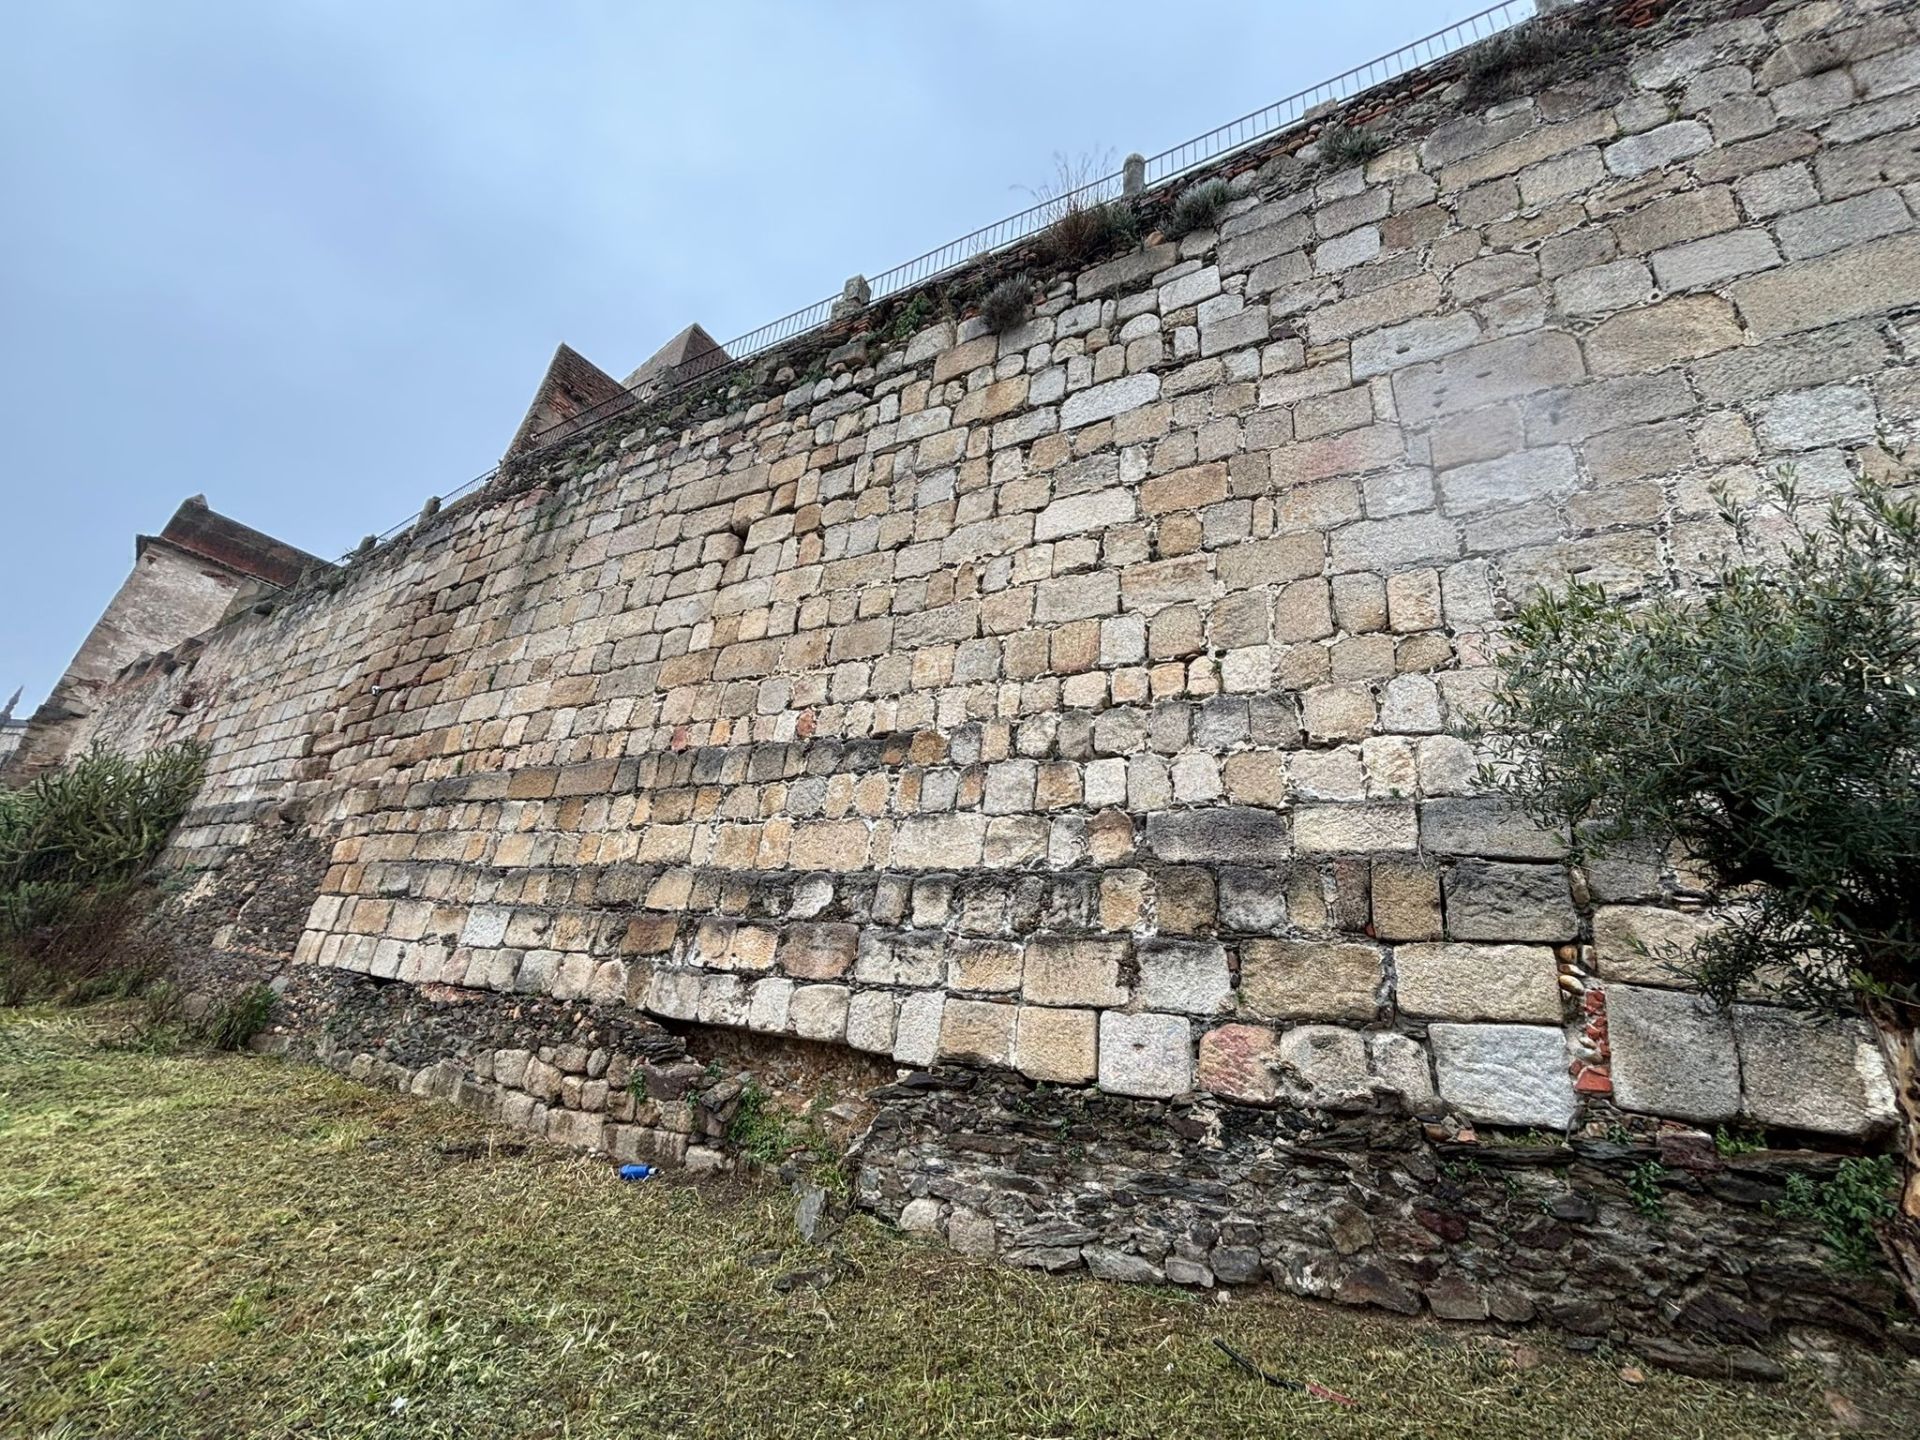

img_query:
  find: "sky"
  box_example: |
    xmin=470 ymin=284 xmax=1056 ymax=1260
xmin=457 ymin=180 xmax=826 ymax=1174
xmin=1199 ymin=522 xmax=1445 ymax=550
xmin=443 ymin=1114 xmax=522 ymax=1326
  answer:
xmin=0 ymin=0 xmax=1485 ymax=712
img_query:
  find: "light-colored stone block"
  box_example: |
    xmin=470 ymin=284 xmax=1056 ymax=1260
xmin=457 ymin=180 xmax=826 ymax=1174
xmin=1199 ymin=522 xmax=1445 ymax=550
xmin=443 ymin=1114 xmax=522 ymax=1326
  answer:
xmin=1607 ymin=984 xmax=1739 ymax=1123
xmin=1430 ymin=1023 xmax=1577 ymax=1129
xmin=1014 ymin=1006 xmax=1098 ymax=1084
xmin=1135 ymin=939 xmax=1232 ymax=1015
xmin=1239 ymin=940 xmax=1382 ymax=1021
xmin=938 ymin=999 xmax=1017 ymax=1067
xmin=1395 ymin=943 xmax=1562 ymax=1023
xmin=1733 ymin=1006 xmax=1898 ymax=1139
xmin=1098 ymin=1011 xmax=1194 ymax=1098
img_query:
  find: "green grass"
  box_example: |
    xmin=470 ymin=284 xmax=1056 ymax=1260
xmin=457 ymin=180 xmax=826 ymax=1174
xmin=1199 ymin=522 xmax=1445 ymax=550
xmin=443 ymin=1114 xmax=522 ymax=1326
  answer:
xmin=1 ymin=1009 xmax=1915 ymax=1439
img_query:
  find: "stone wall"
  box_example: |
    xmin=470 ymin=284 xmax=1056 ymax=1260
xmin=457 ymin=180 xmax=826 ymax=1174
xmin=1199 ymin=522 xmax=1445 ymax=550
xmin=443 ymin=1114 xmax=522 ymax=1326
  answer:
xmin=51 ymin=0 xmax=1920 ymax=1332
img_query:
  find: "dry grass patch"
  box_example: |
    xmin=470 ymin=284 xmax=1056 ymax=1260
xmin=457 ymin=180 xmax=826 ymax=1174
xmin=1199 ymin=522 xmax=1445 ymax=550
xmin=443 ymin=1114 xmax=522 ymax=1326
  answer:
xmin=1 ymin=1008 xmax=1915 ymax=1438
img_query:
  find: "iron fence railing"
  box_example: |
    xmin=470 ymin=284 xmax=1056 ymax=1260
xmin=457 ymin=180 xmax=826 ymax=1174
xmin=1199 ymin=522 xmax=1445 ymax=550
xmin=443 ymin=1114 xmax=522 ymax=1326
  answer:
xmin=332 ymin=0 xmax=1531 ymax=567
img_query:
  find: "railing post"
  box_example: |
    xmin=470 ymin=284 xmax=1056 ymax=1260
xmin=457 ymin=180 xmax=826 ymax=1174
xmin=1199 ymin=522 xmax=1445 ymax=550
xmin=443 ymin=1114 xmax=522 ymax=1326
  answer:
xmin=830 ymin=275 xmax=870 ymax=320
xmin=1123 ymin=153 xmax=1147 ymax=196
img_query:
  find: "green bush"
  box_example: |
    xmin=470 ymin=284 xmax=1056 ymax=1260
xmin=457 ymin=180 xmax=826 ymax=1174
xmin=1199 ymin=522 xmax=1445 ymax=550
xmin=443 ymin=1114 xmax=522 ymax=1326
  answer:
xmin=0 ymin=740 xmax=206 ymax=1003
xmin=1774 ymin=1157 xmax=1899 ymax=1272
xmin=1484 ymin=470 xmax=1920 ymax=1012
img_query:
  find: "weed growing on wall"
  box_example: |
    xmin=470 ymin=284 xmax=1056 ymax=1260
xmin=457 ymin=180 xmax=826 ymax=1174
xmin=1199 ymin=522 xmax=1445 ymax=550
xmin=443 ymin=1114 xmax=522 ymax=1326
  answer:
xmin=1164 ymin=179 xmax=1232 ymax=239
xmin=1774 ymin=1158 xmax=1900 ymax=1273
xmin=0 ymin=740 xmax=205 ymax=1003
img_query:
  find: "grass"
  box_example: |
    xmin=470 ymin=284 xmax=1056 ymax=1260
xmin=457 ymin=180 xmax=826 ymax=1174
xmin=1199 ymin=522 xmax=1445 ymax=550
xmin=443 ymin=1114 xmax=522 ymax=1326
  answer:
xmin=2 ymin=1008 xmax=1917 ymax=1439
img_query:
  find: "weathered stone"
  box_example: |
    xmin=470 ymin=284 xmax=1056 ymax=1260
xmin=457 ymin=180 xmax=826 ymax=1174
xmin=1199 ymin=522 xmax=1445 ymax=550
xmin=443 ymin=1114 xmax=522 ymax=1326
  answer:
xmin=1584 ymin=296 xmax=1743 ymax=375
xmin=1727 ymin=234 xmax=1920 ymax=338
xmin=1430 ymin=1023 xmax=1578 ymax=1129
xmin=789 ymin=984 xmax=850 ymax=1042
xmin=1135 ymin=938 xmax=1232 ymax=1015
xmin=1732 ymin=1007 xmax=1897 ymax=1139
xmin=1023 ymin=937 xmax=1129 ymax=1008
xmin=779 ymin=923 xmax=857 ymax=980
xmin=1098 ymin=1011 xmax=1194 ymax=1098
xmin=1145 ymin=807 xmax=1290 ymax=863
xmin=1419 ymin=798 xmax=1566 ymax=860
xmin=1013 ymin=1006 xmax=1099 ymax=1084
xmin=1591 ymin=905 xmax=1717 ymax=986
xmin=938 ymin=998 xmax=1016 ymax=1067
xmin=1394 ymin=944 xmax=1563 ymax=1023
xmin=1240 ymin=940 xmax=1382 ymax=1021
xmin=1197 ymin=1022 xmax=1280 ymax=1102
xmin=1443 ymin=861 xmax=1577 ymax=942
xmin=1607 ymin=985 xmax=1740 ymax=1123
xmin=1278 ymin=1024 xmax=1371 ymax=1099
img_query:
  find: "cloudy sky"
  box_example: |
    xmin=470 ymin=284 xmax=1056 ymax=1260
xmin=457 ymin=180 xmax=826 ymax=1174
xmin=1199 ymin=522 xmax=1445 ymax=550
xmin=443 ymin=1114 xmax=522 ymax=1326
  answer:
xmin=1 ymin=0 xmax=1489 ymax=710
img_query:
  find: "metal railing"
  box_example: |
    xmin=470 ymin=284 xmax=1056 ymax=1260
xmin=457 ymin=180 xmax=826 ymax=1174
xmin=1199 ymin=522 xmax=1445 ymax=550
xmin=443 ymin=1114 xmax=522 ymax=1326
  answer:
xmin=332 ymin=0 xmax=1531 ymax=567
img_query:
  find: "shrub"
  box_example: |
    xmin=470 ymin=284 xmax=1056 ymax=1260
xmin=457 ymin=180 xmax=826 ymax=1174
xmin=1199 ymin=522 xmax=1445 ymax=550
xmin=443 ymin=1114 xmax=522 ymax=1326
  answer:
xmin=1463 ymin=20 xmax=1593 ymax=101
xmin=202 ymin=983 xmax=276 ymax=1051
xmin=1485 ymin=467 xmax=1919 ymax=1299
xmin=1164 ymin=179 xmax=1232 ymax=240
xmin=1485 ymin=470 xmax=1920 ymax=1013
xmin=1316 ymin=123 xmax=1387 ymax=168
xmin=1028 ymin=152 xmax=1138 ymax=270
xmin=0 ymin=740 xmax=206 ymax=1003
xmin=979 ymin=276 xmax=1032 ymax=334
xmin=1774 ymin=1157 xmax=1900 ymax=1272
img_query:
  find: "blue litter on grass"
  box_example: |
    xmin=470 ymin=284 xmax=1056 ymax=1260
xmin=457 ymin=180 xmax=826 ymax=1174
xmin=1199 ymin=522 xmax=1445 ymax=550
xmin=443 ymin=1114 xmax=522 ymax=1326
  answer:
xmin=618 ymin=1163 xmax=655 ymax=1181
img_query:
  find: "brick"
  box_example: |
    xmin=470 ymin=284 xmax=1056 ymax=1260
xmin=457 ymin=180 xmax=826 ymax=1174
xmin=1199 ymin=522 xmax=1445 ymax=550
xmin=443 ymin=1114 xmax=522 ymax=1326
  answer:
xmin=1239 ymin=940 xmax=1381 ymax=1021
xmin=1395 ymin=943 xmax=1561 ymax=1023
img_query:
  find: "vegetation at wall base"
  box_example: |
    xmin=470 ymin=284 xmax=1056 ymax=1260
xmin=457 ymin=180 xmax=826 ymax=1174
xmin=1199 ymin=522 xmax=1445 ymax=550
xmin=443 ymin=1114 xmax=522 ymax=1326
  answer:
xmin=1484 ymin=466 xmax=1920 ymax=1305
xmin=0 ymin=740 xmax=206 ymax=1004
xmin=4 ymin=1007 xmax=1915 ymax=1440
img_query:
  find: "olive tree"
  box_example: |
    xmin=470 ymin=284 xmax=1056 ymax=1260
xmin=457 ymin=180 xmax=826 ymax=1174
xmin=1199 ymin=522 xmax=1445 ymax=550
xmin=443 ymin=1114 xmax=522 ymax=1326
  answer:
xmin=1484 ymin=469 xmax=1919 ymax=1300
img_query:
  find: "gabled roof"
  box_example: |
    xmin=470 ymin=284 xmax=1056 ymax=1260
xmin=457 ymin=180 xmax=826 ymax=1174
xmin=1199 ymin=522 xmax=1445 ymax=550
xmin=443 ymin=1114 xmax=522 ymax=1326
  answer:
xmin=501 ymin=343 xmax=632 ymax=461
xmin=622 ymin=323 xmax=726 ymax=392
xmin=137 ymin=496 xmax=327 ymax=589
